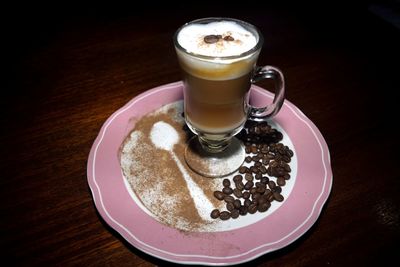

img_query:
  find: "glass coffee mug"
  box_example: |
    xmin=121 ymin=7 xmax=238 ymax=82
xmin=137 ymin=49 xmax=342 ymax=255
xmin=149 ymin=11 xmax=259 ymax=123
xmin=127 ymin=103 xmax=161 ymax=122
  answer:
xmin=174 ymin=17 xmax=285 ymax=177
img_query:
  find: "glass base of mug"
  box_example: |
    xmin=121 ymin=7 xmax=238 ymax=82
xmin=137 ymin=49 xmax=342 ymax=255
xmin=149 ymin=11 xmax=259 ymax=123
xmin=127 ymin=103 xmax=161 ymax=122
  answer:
xmin=198 ymin=135 xmax=231 ymax=153
xmin=184 ymin=136 xmax=245 ymax=178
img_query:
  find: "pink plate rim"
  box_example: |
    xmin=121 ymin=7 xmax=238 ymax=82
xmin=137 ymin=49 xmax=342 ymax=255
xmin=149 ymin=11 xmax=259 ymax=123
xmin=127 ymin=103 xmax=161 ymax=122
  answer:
xmin=87 ymin=81 xmax=333 ymax=265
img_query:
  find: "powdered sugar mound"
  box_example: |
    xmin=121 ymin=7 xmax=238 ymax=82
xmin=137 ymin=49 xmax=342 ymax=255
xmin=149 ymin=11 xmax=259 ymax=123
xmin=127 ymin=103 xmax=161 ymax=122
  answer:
xmin=150 ymin=121 xmax=179 ymax=151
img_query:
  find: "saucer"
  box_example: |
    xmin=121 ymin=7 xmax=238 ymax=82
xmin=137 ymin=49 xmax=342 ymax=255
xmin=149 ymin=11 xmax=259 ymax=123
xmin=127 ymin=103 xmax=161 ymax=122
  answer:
xmin=87 ymin=81 xmax=333 ymax=265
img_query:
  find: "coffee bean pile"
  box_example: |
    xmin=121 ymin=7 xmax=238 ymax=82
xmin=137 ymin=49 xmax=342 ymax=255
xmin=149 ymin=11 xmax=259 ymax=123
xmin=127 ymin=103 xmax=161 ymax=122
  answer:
xmin=210 ymin=121 xmax=294 ymax=220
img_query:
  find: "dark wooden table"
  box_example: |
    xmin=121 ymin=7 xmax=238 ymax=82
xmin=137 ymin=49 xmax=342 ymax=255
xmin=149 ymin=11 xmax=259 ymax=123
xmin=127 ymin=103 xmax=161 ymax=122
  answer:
xmin=2 ymin=3 xmax=399 ymax=266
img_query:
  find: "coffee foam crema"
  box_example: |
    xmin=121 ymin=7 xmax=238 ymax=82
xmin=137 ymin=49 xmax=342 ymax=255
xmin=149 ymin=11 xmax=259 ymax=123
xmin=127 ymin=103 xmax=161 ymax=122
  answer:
xmin=176 ymin=20 xmax=260 ymax=80
xmin=177 ymin=21 xmax=258 ymax=57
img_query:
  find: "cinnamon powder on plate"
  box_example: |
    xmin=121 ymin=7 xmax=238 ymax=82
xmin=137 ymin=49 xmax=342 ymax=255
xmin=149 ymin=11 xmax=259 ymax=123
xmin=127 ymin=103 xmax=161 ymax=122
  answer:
xmin=120 ymin=102 xmax=223 ymax=232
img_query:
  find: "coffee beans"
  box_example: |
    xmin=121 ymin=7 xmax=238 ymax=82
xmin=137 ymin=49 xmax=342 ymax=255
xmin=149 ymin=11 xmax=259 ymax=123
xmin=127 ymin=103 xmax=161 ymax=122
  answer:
xmin=238 ymin=166 xmax=248 ymax=174
xmin=277 ymin=177 xmax=286 ymax=186
xmin=204 ymin=34 xmax=235 ymax=44
xmin=244 ymin=173 xmax=253 ymax=181
xmin=231 ymin=209 xmax=240 ymax=219
xmin=210 ymin=121 xmax=294 ymax=220
xmin=226 ymin=202 xmax=235 ymax=211
xmin=236 ymin=181 xmax=245 ymax=191
xmin=233 ymin=175 xmax=242 ymax=183
xmin=248 ymin=203 xmax=258 ymax=214
xmin=222 ymin=187 xmax=233 ymax=195
xmin=219 ymin=211 xmax=231 ymax=220
xmin=224 ymin=195 xmax=235 ymax=203
xmin=258 ymin=202 xmax=271 ymax=212
xmin=223 ymin=35 xmax=235 ymax=41
xmin=213 ymin=191 xmax=225 ymax=200
xmin=233 ymin=188 xmax=243 ymax=198
xmin=210 ymin=209 xmax=220 ymax=219
xmin=204 ymin=34 xmax=221 ymax=44
xmin=223 ymin=179 xmax=230 ymax=187
xmin=244 ymin=181 xmax=254 ymax=190
xmin=233 ymin=199 xmax=241 ymax=209
xmin=273 ymin=192 xmax=284 ymax=202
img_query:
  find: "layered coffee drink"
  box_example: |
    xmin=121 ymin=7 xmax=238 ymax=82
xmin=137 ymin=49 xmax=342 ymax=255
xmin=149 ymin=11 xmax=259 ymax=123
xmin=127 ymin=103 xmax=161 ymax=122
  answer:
xmin=174 ymin=18 xmax=284 ymax=177
xmin=175 ymin=19 xmax=261 ymax=137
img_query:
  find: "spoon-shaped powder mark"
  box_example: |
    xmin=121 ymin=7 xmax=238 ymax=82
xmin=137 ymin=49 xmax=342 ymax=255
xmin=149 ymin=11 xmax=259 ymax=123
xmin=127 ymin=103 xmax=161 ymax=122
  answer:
xmin=150 ymin=121 xmax=214 ymax=221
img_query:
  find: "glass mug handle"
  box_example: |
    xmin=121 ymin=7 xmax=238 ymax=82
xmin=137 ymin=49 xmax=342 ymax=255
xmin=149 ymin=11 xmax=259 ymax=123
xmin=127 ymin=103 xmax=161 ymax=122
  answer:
xmin=249 ymin=65 xmax=285 ymax=120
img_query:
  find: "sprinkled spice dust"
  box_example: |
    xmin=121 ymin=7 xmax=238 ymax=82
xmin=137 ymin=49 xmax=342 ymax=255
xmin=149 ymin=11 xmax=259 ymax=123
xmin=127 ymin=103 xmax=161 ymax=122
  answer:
xmin=120 ymin=102 xmax=223 ymax=231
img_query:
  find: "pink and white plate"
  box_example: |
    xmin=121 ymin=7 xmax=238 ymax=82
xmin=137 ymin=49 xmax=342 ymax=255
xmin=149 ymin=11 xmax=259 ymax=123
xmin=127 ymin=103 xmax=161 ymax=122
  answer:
xmin=87 ymin=81 xmax=333 ymax=265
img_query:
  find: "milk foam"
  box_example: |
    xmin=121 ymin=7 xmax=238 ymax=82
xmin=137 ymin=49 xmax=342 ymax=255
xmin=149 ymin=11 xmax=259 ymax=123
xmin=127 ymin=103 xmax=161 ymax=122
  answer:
xmin=177 ymin=21 xmax=258 ymax=57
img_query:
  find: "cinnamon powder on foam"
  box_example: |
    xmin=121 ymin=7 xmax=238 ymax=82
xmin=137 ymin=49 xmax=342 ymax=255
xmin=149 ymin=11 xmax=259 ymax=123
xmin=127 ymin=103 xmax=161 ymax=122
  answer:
xmin=119 ymin=102 xmax=223 ymax=232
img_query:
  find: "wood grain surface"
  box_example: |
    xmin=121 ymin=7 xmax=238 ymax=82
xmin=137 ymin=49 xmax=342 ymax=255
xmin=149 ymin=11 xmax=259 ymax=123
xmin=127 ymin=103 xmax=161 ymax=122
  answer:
xmin=1 ymin=3 xmax=399 ymax=266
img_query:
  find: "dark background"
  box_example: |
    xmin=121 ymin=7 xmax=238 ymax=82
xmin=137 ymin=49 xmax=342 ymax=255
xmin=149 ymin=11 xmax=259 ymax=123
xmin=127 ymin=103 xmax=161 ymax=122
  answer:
xmin=3 ymin=1 xmax=400 ymax=144
xmin=1 ymin=0 xmax=399 ymax=266
xmin=3 ymin=1 xmax=400 ymax=113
